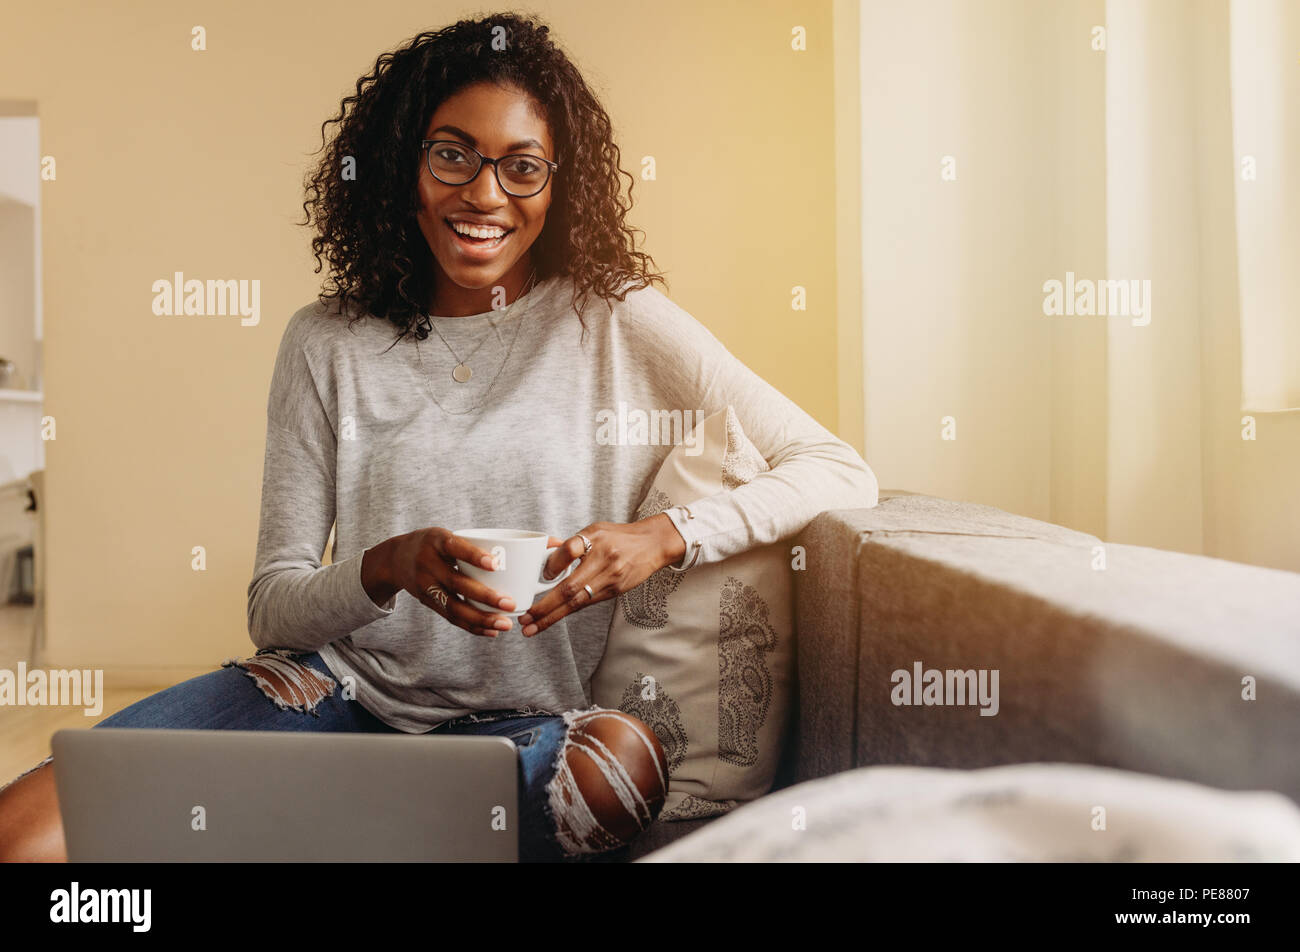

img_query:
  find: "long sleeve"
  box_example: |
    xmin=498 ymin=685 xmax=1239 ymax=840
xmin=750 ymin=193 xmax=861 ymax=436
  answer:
xmin=627 ymin=290 xmax=880 ymax=568
xmin=245 ymin=311 xmax=396 ymax=651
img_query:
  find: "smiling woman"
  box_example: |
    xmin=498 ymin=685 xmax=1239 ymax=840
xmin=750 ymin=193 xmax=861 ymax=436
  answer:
xmin=300 ymin=12 xmax=663 ymax=336
xmin=414 ymin=85 xmax=556 ymax=313
xmin=0 ymin=11 xmax=880 ymax=863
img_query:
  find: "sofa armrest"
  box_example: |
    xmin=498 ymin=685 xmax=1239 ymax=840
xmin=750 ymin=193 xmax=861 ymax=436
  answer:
xmin=791 ymin=490 xmax=1300 ymax=800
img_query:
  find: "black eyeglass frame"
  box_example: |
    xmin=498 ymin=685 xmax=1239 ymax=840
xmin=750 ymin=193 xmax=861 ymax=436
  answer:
xmin=420 ymin=139 xmax=559 ymax=197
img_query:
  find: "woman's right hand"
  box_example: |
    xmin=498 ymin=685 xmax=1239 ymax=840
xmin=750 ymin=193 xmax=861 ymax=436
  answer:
xmin=364 ymin=528 xmax=518 ymax=637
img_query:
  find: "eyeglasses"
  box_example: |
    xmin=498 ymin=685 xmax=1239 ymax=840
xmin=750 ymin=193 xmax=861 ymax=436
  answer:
xmin=421 ymin=139 xmax=558 ymax=198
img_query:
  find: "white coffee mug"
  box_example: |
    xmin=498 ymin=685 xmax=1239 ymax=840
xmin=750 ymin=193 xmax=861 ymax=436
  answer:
xmin=452 ymin=528 xmax=581 ymax=617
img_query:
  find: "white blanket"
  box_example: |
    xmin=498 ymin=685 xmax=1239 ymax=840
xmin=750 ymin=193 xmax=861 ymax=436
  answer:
xmin=638 ymin=762 xmax=1300 ymax=862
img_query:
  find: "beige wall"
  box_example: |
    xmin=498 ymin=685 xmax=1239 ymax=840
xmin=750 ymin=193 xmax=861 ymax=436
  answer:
xmin=0 ymin=1 xmax=844 ymax=674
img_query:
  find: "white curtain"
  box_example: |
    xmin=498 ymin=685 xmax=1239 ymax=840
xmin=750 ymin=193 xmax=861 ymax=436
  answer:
xmin=1230 ymin=0 xmax=1300 ymax=412
xmin=857 ymin=0 xmax=1300 ymax=562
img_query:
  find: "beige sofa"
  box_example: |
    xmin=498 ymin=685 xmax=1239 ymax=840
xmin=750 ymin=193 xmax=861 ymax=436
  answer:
xmin=601 ymin=488 xmax=1300 ymax=861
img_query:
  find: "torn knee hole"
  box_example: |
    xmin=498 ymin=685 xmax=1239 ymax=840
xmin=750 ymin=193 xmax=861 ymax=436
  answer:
xmin=544 ymin=709 xmax=670 ymax=856
xmin=222 ymin=650 xmax=336 ymax=715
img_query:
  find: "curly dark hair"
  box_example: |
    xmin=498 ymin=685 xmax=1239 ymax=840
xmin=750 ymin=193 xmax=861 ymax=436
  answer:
xmin=299 ymin=11 xmax=667 ymax=344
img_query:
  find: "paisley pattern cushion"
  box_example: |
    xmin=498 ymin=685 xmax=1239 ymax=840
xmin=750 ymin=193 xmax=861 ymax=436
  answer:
xmin=590 ymin=406 xmax=794 ymax=819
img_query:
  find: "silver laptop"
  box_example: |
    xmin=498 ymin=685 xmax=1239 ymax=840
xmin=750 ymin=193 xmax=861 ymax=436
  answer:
xmin=52 ymin=728 xmax=519 ymax=862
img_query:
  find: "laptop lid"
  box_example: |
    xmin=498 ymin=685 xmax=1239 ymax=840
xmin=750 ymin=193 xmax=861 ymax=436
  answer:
xmin=52 ymin=728 xmax=519 ymax=862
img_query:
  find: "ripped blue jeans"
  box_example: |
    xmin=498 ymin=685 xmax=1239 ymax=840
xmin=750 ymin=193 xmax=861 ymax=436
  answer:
xmin=7 ymin=649 xmax=664 ymax=862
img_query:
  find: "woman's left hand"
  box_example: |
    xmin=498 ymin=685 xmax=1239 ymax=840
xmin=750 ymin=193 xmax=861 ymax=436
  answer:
xmin=519 ymin=514 xmax=687 ymax=636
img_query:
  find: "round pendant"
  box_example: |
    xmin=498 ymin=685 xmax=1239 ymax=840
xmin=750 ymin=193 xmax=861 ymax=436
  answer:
xmin=452 ymin=363 xmax=472 ymax=383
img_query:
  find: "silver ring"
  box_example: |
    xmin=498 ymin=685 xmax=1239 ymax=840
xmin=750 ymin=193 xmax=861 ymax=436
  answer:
xmin=577 ymin=533 xmax=593 ymax=555
xmin=583 ymin=584 xmax=594 ymax=599
xmin=425 ymin=585 xmax=448 ymax=609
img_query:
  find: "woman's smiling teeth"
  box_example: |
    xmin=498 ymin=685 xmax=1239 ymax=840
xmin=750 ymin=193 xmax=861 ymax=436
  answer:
xmin=447 ymin=218 xmax=512 ymax=244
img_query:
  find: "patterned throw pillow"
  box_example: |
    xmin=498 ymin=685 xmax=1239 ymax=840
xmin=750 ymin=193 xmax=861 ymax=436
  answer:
xmin=590 ymin=406 xmax=794 ymax=820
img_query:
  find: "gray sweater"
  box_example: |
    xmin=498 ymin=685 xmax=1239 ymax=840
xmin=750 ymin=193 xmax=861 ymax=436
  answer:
xmin=247 ymin=274 xmax=879 ymax=732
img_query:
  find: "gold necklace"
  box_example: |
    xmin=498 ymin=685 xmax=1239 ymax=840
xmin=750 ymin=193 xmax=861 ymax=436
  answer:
xmin=426 ymin=270 xmax=538 ymax=383
xmin=416 ymin=271 xmax=541 ymax=416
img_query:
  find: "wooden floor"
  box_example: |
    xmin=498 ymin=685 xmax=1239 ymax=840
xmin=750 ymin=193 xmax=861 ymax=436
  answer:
xmin=0 ymin=605 xmax=160 ymax=782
